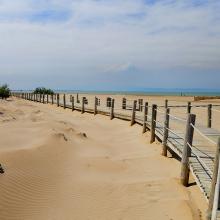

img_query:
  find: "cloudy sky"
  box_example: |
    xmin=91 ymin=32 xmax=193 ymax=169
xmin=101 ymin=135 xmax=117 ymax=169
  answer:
xmin=0 ymin=0 xmax=220 ymax=91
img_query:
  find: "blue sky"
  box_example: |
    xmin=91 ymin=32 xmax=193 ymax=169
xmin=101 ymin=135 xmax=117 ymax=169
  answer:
xmin=0 ymin=0 xmax=220 ymax=91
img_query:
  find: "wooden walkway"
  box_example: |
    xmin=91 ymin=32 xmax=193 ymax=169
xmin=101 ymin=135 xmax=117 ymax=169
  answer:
xmin=12 ymin=93 xmax=220 ymax=220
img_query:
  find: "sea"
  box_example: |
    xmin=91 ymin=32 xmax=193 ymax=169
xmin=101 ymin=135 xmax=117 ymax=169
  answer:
xmin=14 ymin=88 xmax=220 ymax=97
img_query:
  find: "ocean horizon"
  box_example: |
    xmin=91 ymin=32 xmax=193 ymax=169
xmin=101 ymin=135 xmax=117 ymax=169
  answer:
xmin=13 ymin=88 xmax=220 ymax=97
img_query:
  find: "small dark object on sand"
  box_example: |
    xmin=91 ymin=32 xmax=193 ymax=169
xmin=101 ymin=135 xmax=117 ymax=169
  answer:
xmin=0 ymin=164 xmax=4 ymax=174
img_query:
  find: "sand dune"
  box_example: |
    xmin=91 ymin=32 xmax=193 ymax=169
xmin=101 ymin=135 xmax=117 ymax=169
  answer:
xmin=0 ymin=97 xmax=207 ymax=219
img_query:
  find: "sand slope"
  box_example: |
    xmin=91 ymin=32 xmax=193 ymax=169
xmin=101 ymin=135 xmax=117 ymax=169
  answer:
xmin=0 ymin=98 xmax=207 ymax=220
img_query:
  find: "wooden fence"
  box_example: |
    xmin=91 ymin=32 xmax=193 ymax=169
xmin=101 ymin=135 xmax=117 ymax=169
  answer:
xmin=11 ymin=92 xmax=220 ymax=220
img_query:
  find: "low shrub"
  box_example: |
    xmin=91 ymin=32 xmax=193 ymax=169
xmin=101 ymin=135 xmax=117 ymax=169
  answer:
xmin=0 ymin=84 xmax=10 ymax=99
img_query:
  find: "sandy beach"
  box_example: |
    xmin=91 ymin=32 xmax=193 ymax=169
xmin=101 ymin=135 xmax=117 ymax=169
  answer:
xmin=0 ymin=96 xmax=209 ymax=220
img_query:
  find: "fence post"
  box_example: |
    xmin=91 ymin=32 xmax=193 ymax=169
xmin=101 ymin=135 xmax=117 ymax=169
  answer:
xmin=122 ymin=98 xmax=126 ymax=110
xmin=43 ymin=94 xmax=45 ymax=104
xmin=131 ymin=100 xmax=137 ymax=126
xmin=142 ymin=102 xmax=148 ymax=134
xmin=180 ymin=114 xmax=196 ymax=186
xmin=57 ymin=94 xmax=60 ymax=107
xmin=52 ymin=94 xmax=54 ymax=105
xmin=110 ymin=99 xmax=115 ymax=120
xmin=162 ymin=108 xmax=170 ymax=156
xmin=208 ymin=104 xmax=212 ymax=128
xmin=165 ymin=99 xmax=168 ymax=108
xmin=150 ymin=104 xmax=157 ymax=143
xmin=63 ymin=94 xmax=66 ymax=109
xmin=77 ymin=93 xmax=79 ymax=103
xmin=82 ymin=97 xmax=85 ymax=114
xmin=187 ymin=102 xmax=191 ymax=114
xmin=139 ymin=99 xmax=143 ymax=112
xmin=94 ymin=97 xmax=97 ymax=115
xmin=47 ymin=94 xmax=49 ymax=103
xmin=207 ymin=137 xmax=220 ymax=220
xmin=72 ymin=96 xmax=74 ymax=111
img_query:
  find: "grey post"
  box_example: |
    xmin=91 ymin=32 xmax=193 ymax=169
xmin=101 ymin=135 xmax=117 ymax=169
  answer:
xmin=162 ymin=108 xmax=170 ymax=156
xmin=63 ymin=94 xmax=66 ymax=109
xmin=122 ymin=98 xmax=127 ymax=110
xmin=40 ymin=94 xmax=42 ymax=103
xmin=139 ymin=99 xmax=143 ymax=112
xmin=208 ymin=104 xmax=212 ymax=128
xmin=57 ymin=94 xmax=60 ymax=107
xmin=150 ymin=104 xmax=157 ymax=143
xmin=47 ymin=94 xmax=49 ymax=103
xmin=43 ymin=94 xmax=45 ymax=104
xmin=142 ymin=102 xmax=148 ymax=134
xmin=131 ymin=100 xmax=137 ymax=126
xmin=81 ymin=97 xmax=85 ymax=114
xmin=52 ymin=94 xmax=54 ymax=105
xmin=165 ymin=99 xmax=168 ymax=109
xmin=72 ymin=96 xmax=74 ymax=111
xmin=77 ymin=93 xmax=79 ymax=103
xmin=94 ymin=97 xmax=97 ymax=115
xmin=187 ymin=102 xmax=191 ymax=114
xmin=207 ymin=137 xmax=220 ymax=220
xmin=180 ymin=114 xmax=196 ymax=186
xmin=110 ymin=99 xmax=115 ymax=120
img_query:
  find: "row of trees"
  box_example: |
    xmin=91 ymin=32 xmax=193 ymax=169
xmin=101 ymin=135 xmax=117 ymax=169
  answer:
xmin=33 ymin=87 xmax=54 ymax=95
xmin=0 ymin=85 xmax=55 ymax=100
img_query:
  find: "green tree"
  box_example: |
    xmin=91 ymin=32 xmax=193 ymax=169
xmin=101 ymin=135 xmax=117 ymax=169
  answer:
xmin=33 ymin=87 xmax=54 ymax=95
xmin=0 ymin=84 xmax=10 ymax=99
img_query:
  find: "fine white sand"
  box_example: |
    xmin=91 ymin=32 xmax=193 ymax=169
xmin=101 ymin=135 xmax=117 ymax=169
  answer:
xmin=0 ymin=97 xmax=207 ymax=220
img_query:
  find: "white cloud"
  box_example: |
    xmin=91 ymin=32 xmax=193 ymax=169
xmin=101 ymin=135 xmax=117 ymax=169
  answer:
xmin=0 ymin=0 xmax=219 ymax=89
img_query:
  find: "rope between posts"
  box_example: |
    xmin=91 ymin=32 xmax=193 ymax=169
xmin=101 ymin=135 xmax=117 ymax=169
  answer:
xmin=155 ymin=109 xmax=165 ymax=114
xmin=166 ymin=128 xmax=185 ymax=140
xmin=190 ymin=123 xmax=217 ymax=145
xmin=187 ymin=142 xmax=213 ymax=175
xmin=153 ymin=120 xmax=164 ymax=127
xmin=212 ymin=108 xmax=220 ymax=113
xmin=168 ymin=114 xmax=187 ymax=123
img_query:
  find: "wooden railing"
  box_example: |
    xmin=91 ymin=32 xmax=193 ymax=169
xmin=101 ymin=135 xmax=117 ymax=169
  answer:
xmin=11 ymin=92 xmax=220 ymax=220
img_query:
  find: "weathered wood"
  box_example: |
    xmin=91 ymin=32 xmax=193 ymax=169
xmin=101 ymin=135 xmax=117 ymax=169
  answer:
xmin=187 ymin=102 xmax=191 ymax=114
xmin=77 ymin=93 xmax=79 ymax=103
xmin=94 ymin=97 xmax=97 ymax=115
xmin=162 ymin=108 xmax=170 ymax=156
xmin=51 ymin=94 xmax=54 ymax=105
xmin=150 ymin=104 xmax=157 ymax=143
xmin=131 ymin=100 xmax=137 ymax=126
xmin=63 ymin=94 xmax=66 ymax=109
xmin=72 ymin=96 xmax=74 ymax=111
xmin=208 ymin=104 xmax=212 ymax=128
xmin=82 ymin=97 xmax=85 ymax=114
xmin=142 ymin=102 xmax=148 ymax=134
xmin=207 ymin=137 xmax=220 ymax=220
xmin=122 ymin=98 xmax=126 ymax=110
xmin=107 ymin=97 xmax=112 ymax=107
xmin=139 ymin=99 xmax=143 ymax=112
xmin=180 ymin=114 xmax=196 ymax=186
xmin=165 ymin=99 xmax=168 ymax=108
xmin=57 ymin=94 xmax=60 ymax=107
xmin=110 ymin=99 xmax=115 ymax=120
